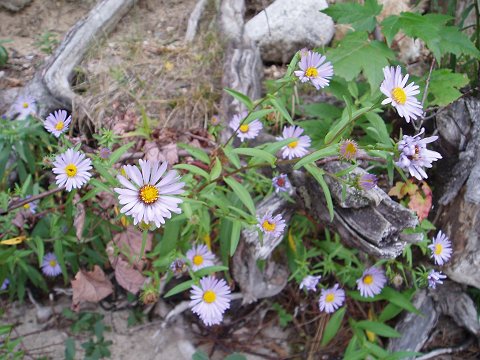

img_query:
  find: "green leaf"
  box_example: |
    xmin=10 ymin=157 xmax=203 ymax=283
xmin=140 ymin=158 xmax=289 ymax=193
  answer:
xmin=378 ymin=302 xmax=403 ymax=322
xmin=177 ymin=143 xmax=210 ymax=164
xmin=223 ymin=146 xmax=241 ymax=169
xmin=244 ymin=108 xmax=275 ymax=123
xmin=260 ymin=137 xmax=298 ymax=155
xmin=327 ymin=31 xmax=395 ymax=90
xmin=224 ymin=177 xmax=256 ymax=216
xmin=224 ymin=354 xmax=247 ymax=360
xmin=355 ymin=320 xmax=401 ymax=338
xmin=305 ymin=164 xmax=334 ymax=221
xmin=269 ymin=97 xmax=293 ymax=125
xmin=381 ymin=287 xmax=419 ymax=314
xmin=164 ymin=279 xmax=194 ymax=298
xmin=54 ymin=239 xmax=68 ymax=283
xmin=192 ymin=350 xmax=210 ymax=360
xmin=210 ymin=157 xmax=222 ymax=180
xmin=322 ymin=0 xmax=382 ymax=32
xmin=193 ymin=265 xmax=229 ymax=278
xmin=364 ymin=112 xmax=392 ymax=147
xmin=65 ymin=338 xmax=76 ymax=360
xmin=230 ymin=220 xmax=242 ymax=256
xmin=321 ymin=307 xmax=346 ymax=346
xmin=232 ymin=147 xmax=277 ymax=165
xmin=422 ymin=69 xmax=469 ymax=107
xmin=108 ymin=141 xmax=134 ymax=165
xmin=224 ymin=88 xmax=253 ymax=110
xmin=324 ymin=106 xmax=372 ymax=145
xmin=294 ymin=144 xmax=338 ymax=169
xmin=174 ymin=164 xmax=210 ymax=179
xmin=381 ymin=13 xmax=480 ymax=61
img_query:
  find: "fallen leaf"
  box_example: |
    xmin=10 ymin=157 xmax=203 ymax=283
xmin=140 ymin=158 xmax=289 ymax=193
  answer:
xmin=144 ymin=141 xmax=162 ymax=162
xmin=12 ymin=211 xmax=26 ymax=228
xmin=114 ymin=257 xmax=146 ymax=294
xmin=0 ymin=235 xmax=27 ymax=245
xmin=388 ymin=180 xmax=418 ymax=199
xmin=108 ymin=227 xmax=152 ymax=270
xmin=408 ymin=181 xmax=432 ymax=221
xmin=71 ymin=265 xmax=113 ymax=312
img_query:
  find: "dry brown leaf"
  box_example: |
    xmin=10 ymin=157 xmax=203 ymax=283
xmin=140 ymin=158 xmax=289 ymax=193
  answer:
xmin=114 ymin=257 xmax=146 ymax=294
xmin=71 ymin=265 xmax=113 ymax=312
xmin=73 ymin=194 xmax=85 ymax=240
xmin=12 ymin=211 xmax=26 ymax=228
xmin=109 ymin=227 xmax=152 ymax=270
xmin=144 ymin=141 xmax=162 ymax=162
xmin=160 ymin=143 xmax=179 ymax=164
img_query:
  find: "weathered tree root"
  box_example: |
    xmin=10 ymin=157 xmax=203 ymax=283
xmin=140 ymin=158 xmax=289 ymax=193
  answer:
xmin=6 ymin=0 xmax=135 ymax=120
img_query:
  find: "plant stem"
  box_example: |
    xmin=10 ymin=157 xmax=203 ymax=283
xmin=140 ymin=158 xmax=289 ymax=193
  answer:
xmin=0 ymin=187 xmax=64 ymax=215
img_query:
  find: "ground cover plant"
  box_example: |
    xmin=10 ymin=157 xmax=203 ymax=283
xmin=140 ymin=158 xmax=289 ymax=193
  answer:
xmin=1 ymin=0 xmax=480 ymax=359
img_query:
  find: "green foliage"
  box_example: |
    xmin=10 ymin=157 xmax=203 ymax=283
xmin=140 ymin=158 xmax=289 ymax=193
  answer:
xmin=381 ymin=12 xmax=480 ymax=61
xmin=327 ymin=31 xmax=395 ymax=90
xmin=0 ymin=39 xmax=10 ymax=67
xmin=421 ymin=69 xmax=469 ymax=106
xmin=34 ymin=31 xmax=59 ymax=55
xmin=271 ymin=303 xmax=293 ymax=328
xmin=322 ymin=0 xmax=383 ymax=32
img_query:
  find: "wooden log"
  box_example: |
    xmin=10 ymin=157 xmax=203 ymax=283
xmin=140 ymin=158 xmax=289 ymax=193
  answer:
xmin=6 ymin=0 xmax=135 ymax=120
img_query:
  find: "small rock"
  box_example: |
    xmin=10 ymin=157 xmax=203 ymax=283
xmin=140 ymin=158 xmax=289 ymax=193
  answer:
xmin=244 ymin=0 xmax=334 ymax=63
xmin=0 ymin=0 xmax=32 ymax=11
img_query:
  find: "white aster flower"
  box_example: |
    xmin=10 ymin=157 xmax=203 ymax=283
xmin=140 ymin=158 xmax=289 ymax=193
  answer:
xmin=380 ymin=66 xmax=423 ymax=123
xmin=427 ymin=269 xmax=447 ymax=289
xmin=14 ymin=95 xmax=37 ymax=119
xmin=257 ymin=213 xmax=286 ymax=238
xmin=229 ymin=111 xmax=263 ymax=142
xmin=294 ymin=50 xmax=334 ymax=90
xmin=318 ymin=284 xmax=345 ymax=313
xmin=190 ymin=276 xmax=231 ymax=326
xmin=356 ymin=266 xmax=387 ymax=298
xmin=186 ymin=244 xmax=216 ymax=271
xmin=299 ymin=275 xmax=321 ymax=292
xmin=276 ymin=125 xmax=311 ymax=159
xmin=428 ymin=231 xmax=452 ymax=266
xmin=52 ymin=148 xmax=92 ymax=192
xmin=396 ymin=128 xmax=442 ymax=180
xmin=44 ymin=110 xmax=71 ymax=137
xmin=114 ymin=160 xmax=185 ymax=228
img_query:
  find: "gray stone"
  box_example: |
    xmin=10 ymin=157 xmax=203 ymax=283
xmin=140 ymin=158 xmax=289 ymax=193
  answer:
xmin=244 ymin=0 xmax=334 ymax=63
xmin=0 ymin=0 xmax=32 ymax=11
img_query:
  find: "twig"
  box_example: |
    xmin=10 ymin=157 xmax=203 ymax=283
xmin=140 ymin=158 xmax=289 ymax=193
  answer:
xmin=415 ymin=337 xmax=474 ymax=360
xmin=0 ymin=187 xmax=64 ymax=215
xmin=415 ymin=58 xmax=436 ymax=132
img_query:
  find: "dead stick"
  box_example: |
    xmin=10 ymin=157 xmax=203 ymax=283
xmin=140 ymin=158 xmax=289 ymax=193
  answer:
xmin=0 ymin=187 xmax=64 ymax=215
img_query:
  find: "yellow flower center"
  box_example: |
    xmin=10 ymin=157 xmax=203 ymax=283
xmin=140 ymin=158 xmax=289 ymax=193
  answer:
xmin=363 ymin=274 xmax=373 ymax=285
xmin=49 ymin=260 xmax=57 ymax=267
xmin=391 ymin=87 xmax=407 ymax=105
xmin=288 ymin=141 xmax=298 ymax=149
xmin=65 ymin=164 xmax=78 ymax=177
xmin=305 ymin=67 xmax=318 ymax=78
xmin=23 ymin=203 xmax=30 ymax=209
xmin=325 ymin=293 xmax=335 ymax=303
xmin=262 ymin=220 xmax=276 ymax=232
xmin=55 ymin=121 xmax=64 ymax=131
xmin=434 ymin=243 xmax=443 ymax=255
xmin=239 ymin=124 xmax=249 ymax=133
xmin=139 ymin=185 xmax=159 ymax=204
xmin=193 ymin=255 xmax=204 ymax=266
xmin=203 ymin=290 xmax=216 ymax=304
xmin=22 ymin=102 xmax=29 ymax=109
xmin=343 ymin=142 xmax=357 ymax=158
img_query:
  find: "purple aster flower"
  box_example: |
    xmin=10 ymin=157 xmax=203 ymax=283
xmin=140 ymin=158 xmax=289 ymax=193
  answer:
xmin=396 ymin=128 xmax=442 ymax=180
xmin=318 ymin=284 xmax=345 ymax=313
xmin=190 ymin=276 xmax=231 ymax=326
xmin=428 ymin=231 xmax=452 ymax=266
xmin=380 ymin=66 xmax=423 ymax=123
xmin=1 ymin=278 xmax=9 ymax=291
xmin=210 ymin=114 xmax=221 ymax=126
xmin=272 ymin=174 xmax=291 ymax=193
xmin=427 ymin=269 xmax=447 ymax=289
xmin=13 ymin=95 xmax=37 ymax=119
xmin=44 ymin=110 xmax=71 ymax=138
xmin=99 ymin=147 xmax=111 ymax=159
xmin=299 ymin=275 xmax=321 ymax=292
xmin=22 ymin=195 xmax=38 ymax=214
xmin=294 ymin=50 xmax=334 ymax=90
xmin=41 ymin=253 xmax=62 ymax=277
xmin=356 ymin=266 xmax=387 ymax=298
xmin=357 ymin=173 xmax=378 ymax=191
xmin=229 ymin=111 xmax=263 ymax=142
xmin=276 ymin=125 xmax=311 ymax=160
xmin=339 ymin=139 xmax=358 ymax=161
xmin=257 ymin=213 xmax=286 ymax=238
xmin=186 ymin=244 xmax=216 ymax=271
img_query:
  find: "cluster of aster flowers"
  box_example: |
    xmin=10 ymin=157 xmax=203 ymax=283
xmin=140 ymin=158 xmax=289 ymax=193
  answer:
xmin=425 ymin=231 xmax=452 ymax=289
xmin=300 ymin=266 xmax=387 ymax=314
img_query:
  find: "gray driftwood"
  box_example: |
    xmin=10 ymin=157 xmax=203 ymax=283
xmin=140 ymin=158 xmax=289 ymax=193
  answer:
xmin=434 ymin=97 xmax=480 ymax=289
xmin=291 ymin=163 xmax=420 ymax=259
xmin=184 ymin=0 xmax=208 ymax=42
xmin=6 ymin=0 xmax=135 ymax=119
xmin=388 ymin=282 xmax=480 ymax=359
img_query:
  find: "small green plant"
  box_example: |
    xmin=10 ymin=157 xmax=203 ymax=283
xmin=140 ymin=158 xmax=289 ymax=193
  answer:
xmin=35 ymin=31 xmax=59 ymax=55
xmin=0 ymin=39 xmax=11 ymax=67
